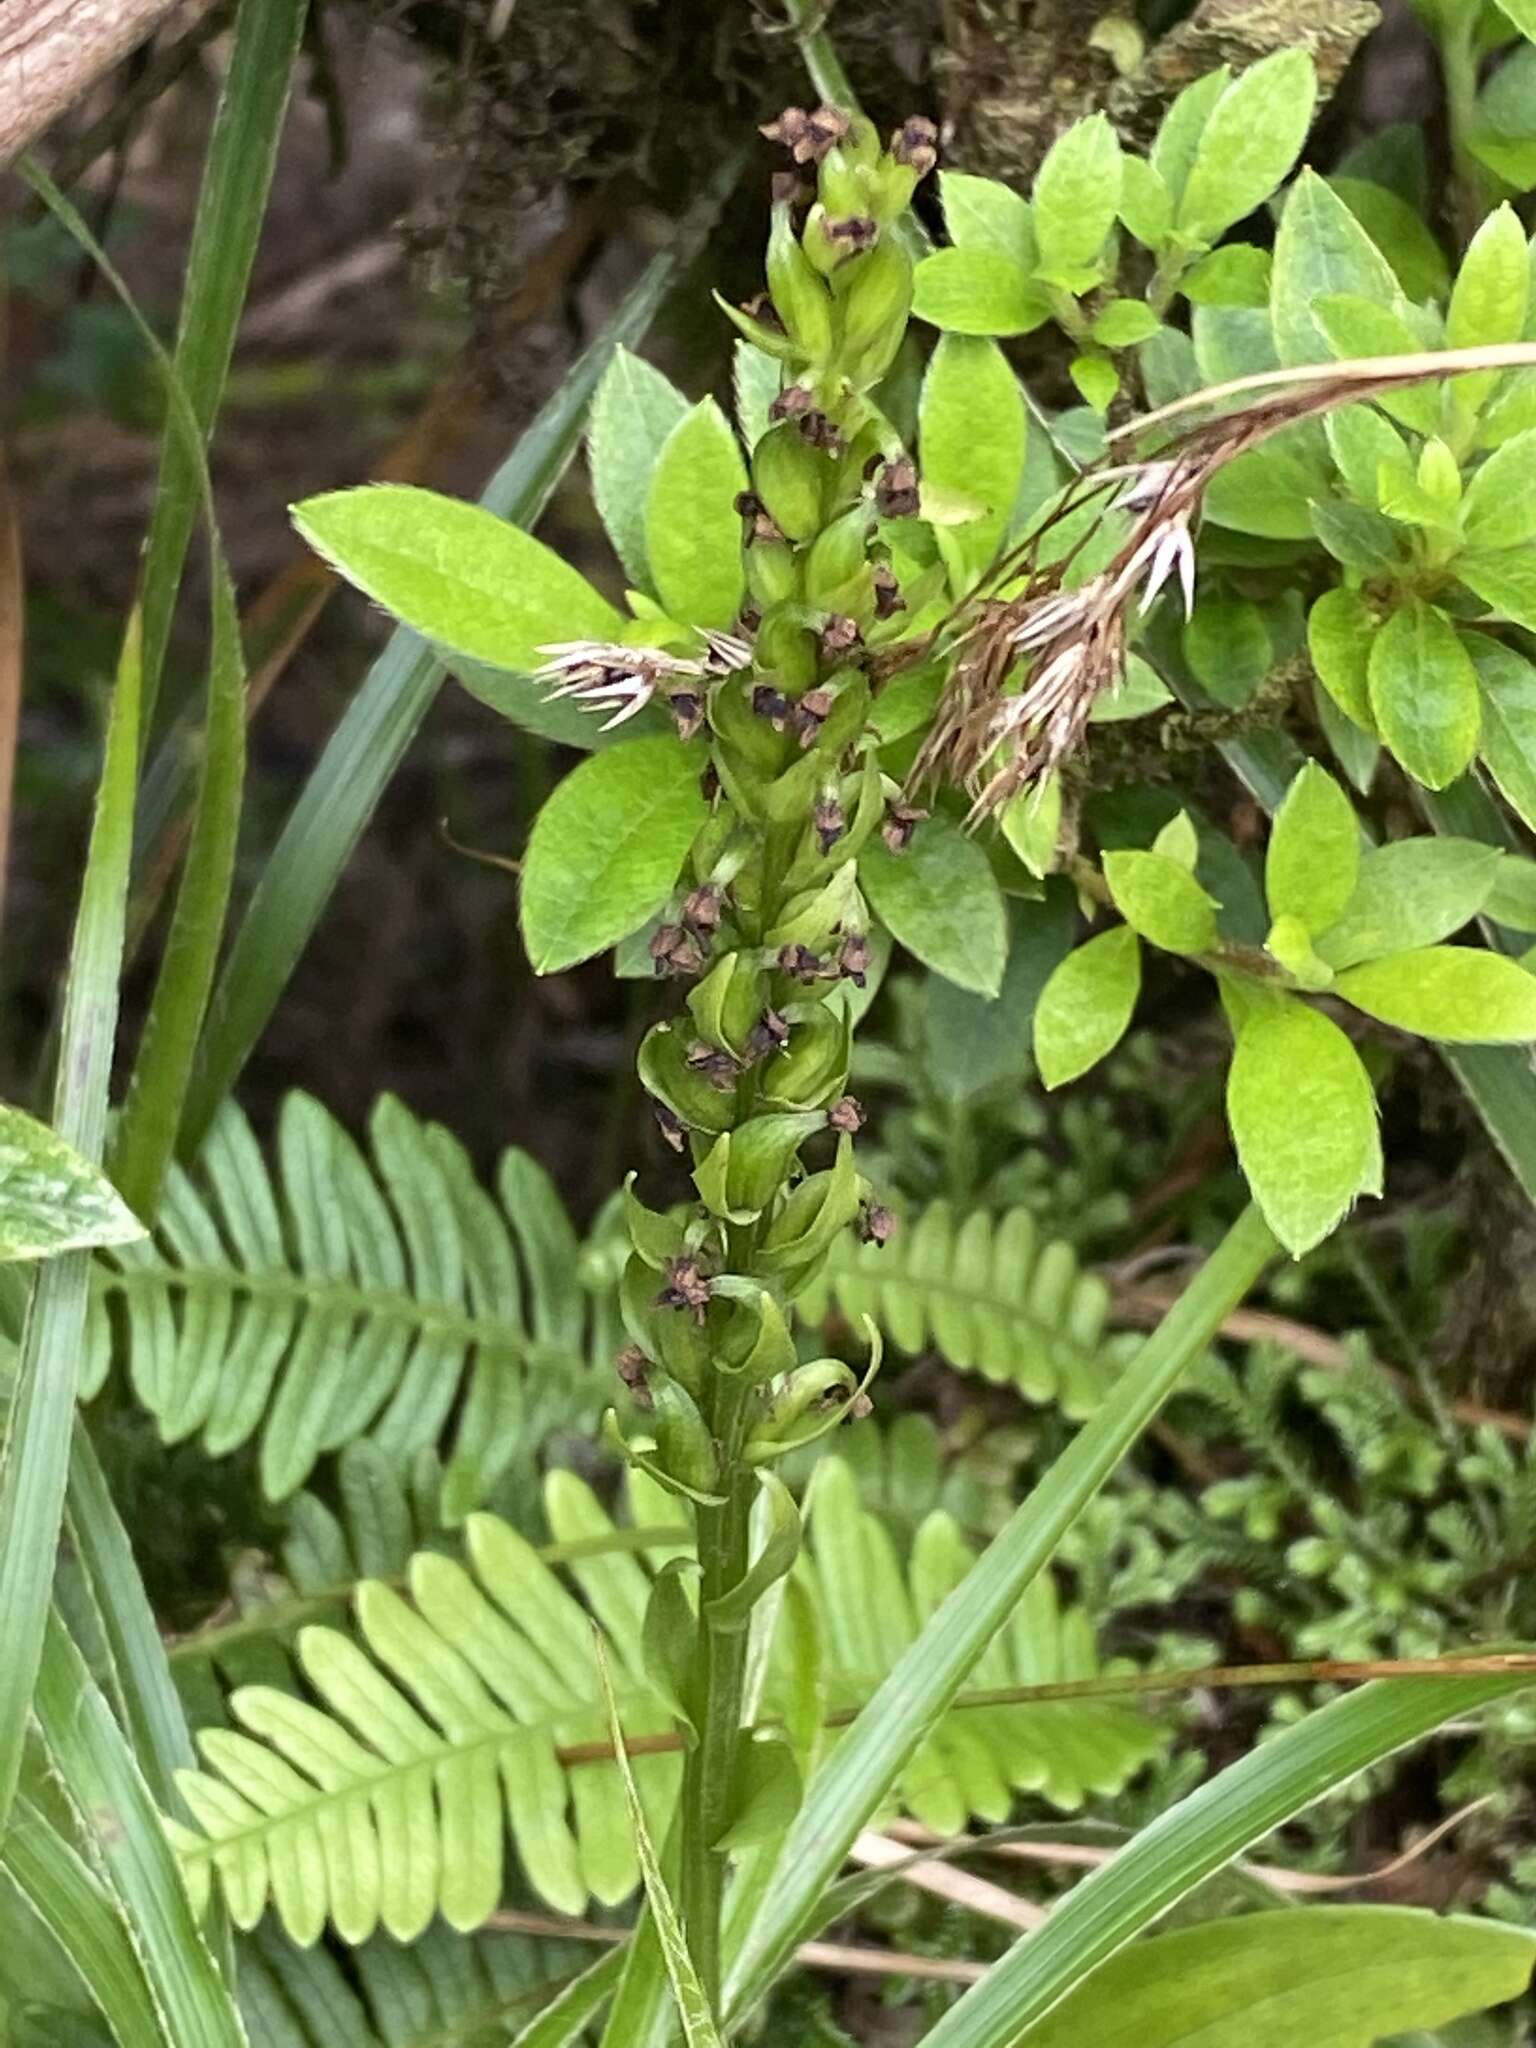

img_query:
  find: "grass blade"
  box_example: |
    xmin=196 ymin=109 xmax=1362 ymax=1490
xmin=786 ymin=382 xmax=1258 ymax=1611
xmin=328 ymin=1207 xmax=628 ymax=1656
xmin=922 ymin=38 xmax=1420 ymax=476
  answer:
xmin=2 ymin=1796 xmax=164 ymax=2048
xmin=720 ymin=1204 xmax=1277 ymax=2021
xmin=920 ymin=1669 xmax=1536 ymax=2048
xmin=182 ymin=159 xmax=742 ymax=1149
xmin=0 ymin=614 xmax=141 ymax=1831
xmin=510 ymin=1948 xmax=627 ymax=2048
xmin=137 ymin=0 xmax=308 ymax=724
xmin=34 ymin=1609 xmax=245 ymax=2045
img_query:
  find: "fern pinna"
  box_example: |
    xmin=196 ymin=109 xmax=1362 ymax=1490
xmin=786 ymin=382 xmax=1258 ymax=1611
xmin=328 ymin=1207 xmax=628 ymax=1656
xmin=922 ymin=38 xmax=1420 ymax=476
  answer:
xmin=83 ymin=1092 xmax=616 ymax=1512
xmin=167 ymin=1458 xmax=1166 ymax=1944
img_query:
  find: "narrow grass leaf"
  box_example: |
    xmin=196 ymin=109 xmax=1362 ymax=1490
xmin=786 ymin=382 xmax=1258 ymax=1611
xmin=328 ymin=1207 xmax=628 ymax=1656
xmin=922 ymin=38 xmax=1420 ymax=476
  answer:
xmin=511 ymin=1947 xmax=627 ymax=2048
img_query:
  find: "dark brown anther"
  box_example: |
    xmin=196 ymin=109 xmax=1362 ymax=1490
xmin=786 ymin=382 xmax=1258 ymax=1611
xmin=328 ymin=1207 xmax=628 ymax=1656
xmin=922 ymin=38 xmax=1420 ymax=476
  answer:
xmin=735 ymin=488 xmax=763 ymax=519
xmin=615 ymin=1343 xmax=654 ymax=1410
xmin=744 ymin=1007 xmax=792 ymax=1062
xmin=825 ymin=214 xmax=878 ymax=253
xmin=685 ymin=1041 xmax=741 ymax=1090
xmin=701 ymin=761 xmax=721 ymax=803
xmin=752 ymin=684 xmax=790 ymax=729
xmin=736 ymin=489 xmax=783 ymax=545
xmin=653 ymin=1102 xmax=687 ymax=1154
xmin=777 ymin=943 xmax=831 ymax=983
xmin=820 ymin=615 xmax=863 ymax=663
xmin=837 ymin=932 xmax=873 ymax=986
xmin=738 ymin=604 xmax=763 ymax=635
xmin=857 ymin=1200 xmax=897 ymax=1247
xmin=657 ymin=1256 xmax=713 ymax=1324
xmin=881 ymin=801 xmax=927 ymax=854
xmin=799 ymin=408 xmax=844 ymax=452
xmin=872 ymin=564 xmax=904 ymax=619
xmin=668 ymin=690 xmax=705 ymax=743
xmin=891 ymin=115 xmax=939 ymax=176
xmin=812 ymin=790 xmax=845 ymax=852
xmin=827 ymin=1094 xmax=866 ymax=1134
xmin=649 ymin=923 xmax=705 ymax=978
xmin=681 ymin=883 xmax=724 ymax=939
xmin=875 ymin=457 xmax=920 ymax=520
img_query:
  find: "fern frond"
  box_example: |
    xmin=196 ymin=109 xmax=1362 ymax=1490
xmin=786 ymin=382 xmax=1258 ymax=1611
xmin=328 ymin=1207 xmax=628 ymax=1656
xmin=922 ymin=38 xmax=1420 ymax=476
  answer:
xmin=800 ymin=1202 xmax=1135 ymax=1416
xmin=86 ymin=1093 xmax=609 ymax=1505
xmin=171 ymin=1464 xmax=1167 ymax=1944
xmin=239 ymin=1918 xmax=589 ymax=2046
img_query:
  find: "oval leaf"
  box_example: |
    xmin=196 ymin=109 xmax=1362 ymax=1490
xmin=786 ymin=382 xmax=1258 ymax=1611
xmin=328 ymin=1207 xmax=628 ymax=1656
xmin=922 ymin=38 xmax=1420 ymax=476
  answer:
xmin=1316 ymin=838 xmax=1501 ymax=968
xmin=1367 ymin=602 xmax=1480 ymax=791
xmin=1033 ymin=926 xmax=1142 ymax=1087
xmin=920 ymin=334 xmax=1027 ymax=583
xmin=1265 ymin=762 xmax=1358 ymax=934
xmin=588 ymin=345 xmax=690 ymax=590
xmin=644 ymin=398 xmax=747 ymax=632
xmin=1103 ymin=850 xmax=1219 ymax=955
xmin=0 ymin=1105 xmax=145 ymax=1263
xmin=520 ymin=737 xmax=707 ymax=974
xmin=1227 ymin=996 xmax=1381 ymax=1256
xmin=1176 ymin=49 xmax=1317 ymax=246
xmin=860 ymin=813 xmax=1008 ymax=997
xmin=293 ymin=484 xmax=621 ymax=671
xmin=912 ymin=248 xmax=1049 ymax=336
xmin=1337 ymin=945 xmax=1536 ymax=1043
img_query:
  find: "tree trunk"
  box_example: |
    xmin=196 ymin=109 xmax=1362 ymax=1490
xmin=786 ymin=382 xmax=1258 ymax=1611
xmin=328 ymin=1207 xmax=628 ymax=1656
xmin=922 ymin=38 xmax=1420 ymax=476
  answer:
xmin=0 ymin=0 xmax=216 ymax=170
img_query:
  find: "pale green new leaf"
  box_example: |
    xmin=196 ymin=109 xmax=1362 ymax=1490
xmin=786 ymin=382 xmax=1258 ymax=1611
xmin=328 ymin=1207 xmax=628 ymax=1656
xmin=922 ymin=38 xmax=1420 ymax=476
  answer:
xmin=1014 ymin=1908 xmax=1536 ymax=2048
xmin=911 ymin=248 xmax=1049 ymax=336
xmin=1463 ymin=426 xmax=1536 ymax=547
xmin=1032 ymin=114 xmax=1121 ymax=276
xmin=1329 ymin=177 xmax=1449 ymax=303
xmin=940 ymin=172 xmax=1036 ymax=264
xmin=644 ymin=398 xmax=747 ymax=631
xmin=1033 ymin=927 xmax=1141 ymax=1088
xmin=1265 ymin=763 xmax=1358 ymax=933
xmin=588 ymin=346 xmax=690 ymax=591
xmin=1151 ymin=68 xmax=1231 ymax=208
xmin=1457 ymin=546 xmax=1536 ymax=633
xmin=1367 ymin=602 xmax=1480 ymax=790
xmin=1271 ymin=170 xmax=1403 ymax=367
xmin=733 ymin=342 xmax=780 ymax=452
xmin=1446 ymin=203 xmax=1528 ymax=413
xmin=1176 ymin=50 xmax=1317 ymax=245
xmin=1337 ymin=946 xmax=1536 ymax=1042
xmin=860 ymin=813 xmax=1008 ymax=997
xmin=294 ymin=484 xmax=622 ymax=673
xmin=1227 ymin=996 xmax=1381 ymax=1256
xmin=920 ymin=334 xmax=1027 ymax=580
xmin=0 ymin=1106 xmax=143 ymax=1263
xmin=1102 ymin=850 xmax=1219 ymax=955
xmin=521 ymin=738 xmax=707 ymax=974
xmin=1316 ymin=838 xmax=1502 ymax=968
xmin=1307 ymin=588 xmax=1378 ymax=731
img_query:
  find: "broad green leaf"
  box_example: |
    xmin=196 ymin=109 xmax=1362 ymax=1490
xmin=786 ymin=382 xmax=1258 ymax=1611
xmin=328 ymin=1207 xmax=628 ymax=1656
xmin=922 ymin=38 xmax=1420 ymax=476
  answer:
xmin=1015 ymin=1907 xmax=1536 ymax=2048
xmin=1367 ymin=602 xmax=1480 ymax=790
xmin=1316 ymin=838 xmax=1502 ymax=967
xmin=940 ymin=172 xmax=1035 ymax=264
xmin=1069 ymin=353 xmax=1119 ymax=412
xmin=1314 ymin=681 xmax=1379 ymax=794
xmin=1032 ymin=113 xmax=1121 ymax=275
xmin=1227 ymin=996 xmax=1381 ymax=1255
xmin=1468 ymin=634 xmax=1536 ymax=829
xmin=1090 ymin=653 xmax=1173 ymax=722
xmin=1308 ymin=498 xmax=1407 ymax=574
xmin=1204 ymin=436 xmax=1330 ymax=540
xmin=1463 ymin=426 xmax=1536 ymax=547
xmin=520 ymin=738 xmax=707 ymax=974
xmin=294 ymin=483 xmax=622 ymax=671
xmin=1477 ymin=367 xmax=1536 ymax=448
xmin=1151 ymin=67 xmax=1231 ymax=208
xmin=589 ymin=345 xmax=690 ymax=589
xmin=1033 ymin=926 xmax=1142 ymax=1086
xmin=860 ymin=813 xmax=1009 ymax=997
xmin=1103 ymin=850 xmax=1219 ymax=954
xmin=911 ymin=248 xmax=1050 ymax=336
xmin=1181 ymin=244 xmax=1272 ymax=307
xmin=1177 ymin=49 xmax=1317 ymax=244
xmin=1330 ymin=177 xmax=1450 ymax=303
xmin=1312 ymin=295 xmax=1439 ymax=434
xmin=920 ymin=334 xmax=1027 ymax=580
xmin=1486 ymin=854 xmax=1536 ymax=931
xmin=1337 ymin=946 xmax=1536 ymax=1042
xmin=1001 ymin=770 xmax=1061 ymax=878
xmin=1325 ymin=402 xmax=1410 ymax=509
xmin=1266 ymin=762 xmax=1358 ymax=933
xmin=1446 ymin=203 xmax=1528 ymax=412
xmin=1183 ymin=593 xmax=1272 ymax=706
xmin=1458 ymin=546 xmax=1536 ymax=633
xmin=644 ymin=398 xmax=747 ymax=631
xmin=921 ymin=893 xmax=1075 ymax=1101
xmin=1091 ymin=299 xmax=1162 ymax=348
xmin=0 ymin=1107 xmax=144 ymax=1263
xmin=1308 ymin=589 xmax=1378 ymax=732
xmin=1117 ymin=157 xmax=1172 ymax=252
xmin=1271 ymin=171 xmax=1403 ymax=367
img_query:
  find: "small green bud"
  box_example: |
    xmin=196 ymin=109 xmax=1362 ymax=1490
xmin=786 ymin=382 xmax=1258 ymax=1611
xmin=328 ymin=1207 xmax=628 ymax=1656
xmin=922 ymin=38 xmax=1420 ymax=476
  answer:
xmin=803 ymin=504 xmax=873 ymax=612
xmin=693 ymin=1111 xmax=825 ymax=1222
xmin=753 ymin=420 xmax=825 ymax=541
xmin=688 ymin=949 xmax=765 ymax=1056
xmin=767 ymin=202 xmax=835 ymax=358
xmin=1417 ymin=436 xmax=1462 ymax=512
xmin=651 ymin=1376 xmax=721 ymax=1496
xmin=746 ymin=536 xmax=801 ymax=608
xmin=638 ymin=1022 xmax=740 ymax=1133
xmin=619 ymin=1253 xmax=708 ymax=1397
xmin=836 ymin=238 xmax=914 ymax=386
xmin=755 ymin=606 xmax=820 ymax=693
xmin=759 ymin=1006 xmax=852 ymax=1111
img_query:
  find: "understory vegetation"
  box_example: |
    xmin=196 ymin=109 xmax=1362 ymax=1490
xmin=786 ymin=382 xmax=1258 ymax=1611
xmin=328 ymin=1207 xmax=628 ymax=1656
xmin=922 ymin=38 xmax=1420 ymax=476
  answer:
xmin=12 ymin=0 xmax=1536 ymax=2042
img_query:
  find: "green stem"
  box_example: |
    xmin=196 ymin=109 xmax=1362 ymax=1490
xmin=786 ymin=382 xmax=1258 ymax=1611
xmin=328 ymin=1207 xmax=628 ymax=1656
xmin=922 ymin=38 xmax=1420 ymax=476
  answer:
xmin=1440 ymin=9 xmax=1486 ymax=250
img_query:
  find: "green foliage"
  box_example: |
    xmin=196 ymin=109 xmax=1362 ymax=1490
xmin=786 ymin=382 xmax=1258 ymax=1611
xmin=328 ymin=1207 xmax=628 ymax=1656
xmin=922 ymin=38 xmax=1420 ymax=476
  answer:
xmin=799 ymin=1201 xmax=1134 ymax=1416
xmin=588 ymin=344 xmax=692 ymax=593
xmin=0 ymin=1105 xmax=143 ymax=1263
xmin=85 ymin=1094 xmax=611 ymax=1508
xmin=859 ymin=814 xmax=1008 ymax=998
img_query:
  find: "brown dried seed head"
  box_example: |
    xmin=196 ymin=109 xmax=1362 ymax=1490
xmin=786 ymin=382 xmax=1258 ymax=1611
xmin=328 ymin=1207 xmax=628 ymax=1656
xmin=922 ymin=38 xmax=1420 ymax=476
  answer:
xmin=812 ymin=790 xmax=845 ymax=852
xmin=873 ymin=564 xmax=904 ymax=618
xmin=762 ymin=104 xmax=851 ymax=163
xmin=875 ymin=457 xmax=920 ymax=520
xmin=778 ymin=942 xmax=830 ymax=982
xmin=653 ymin=1102 xmax=687 ymax=1154
xmin=881 ymin=801 xmax=927 ymax=854
xmin=793 ymin=688 xmax=835 ymax=747
xmin=615 ymin=1343 xmax=654 ymax=1409
xmin=649 ymin=923 xmax=705 ymax=978
xmin=668 ymin=690 xmax=705 ymax=743
xmin=770 ymin=384 xmax=814 ymax=420
xmin=825 ymin=214 xmax=878 ymax=252
xmin=753 ymin=684 xmax=790 ymax=728
xmin=891 ymin=116 xmax=939 ymax=176
xmin=837 ymin=931 xmax=873 ymax=986
xmin=657 ymin=1256 xmax=713 ymax=1323
xmin=770 ymin=169 xmax=806 ymax=207
xmin=858 ymin=1201 xmax=897 ymax=1246
xmin=820 ymin=615 xmax=863 ymax=662
xmin=681 ymin=883 xmax=724 ymax=938
xmin=745 ymin=1008 xmax=792 ymax=1062
xmin=827 ymin=1094 xmax=866 ymax=1134
xmin=685 ymin=1041 xmax=740 ymax=1090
